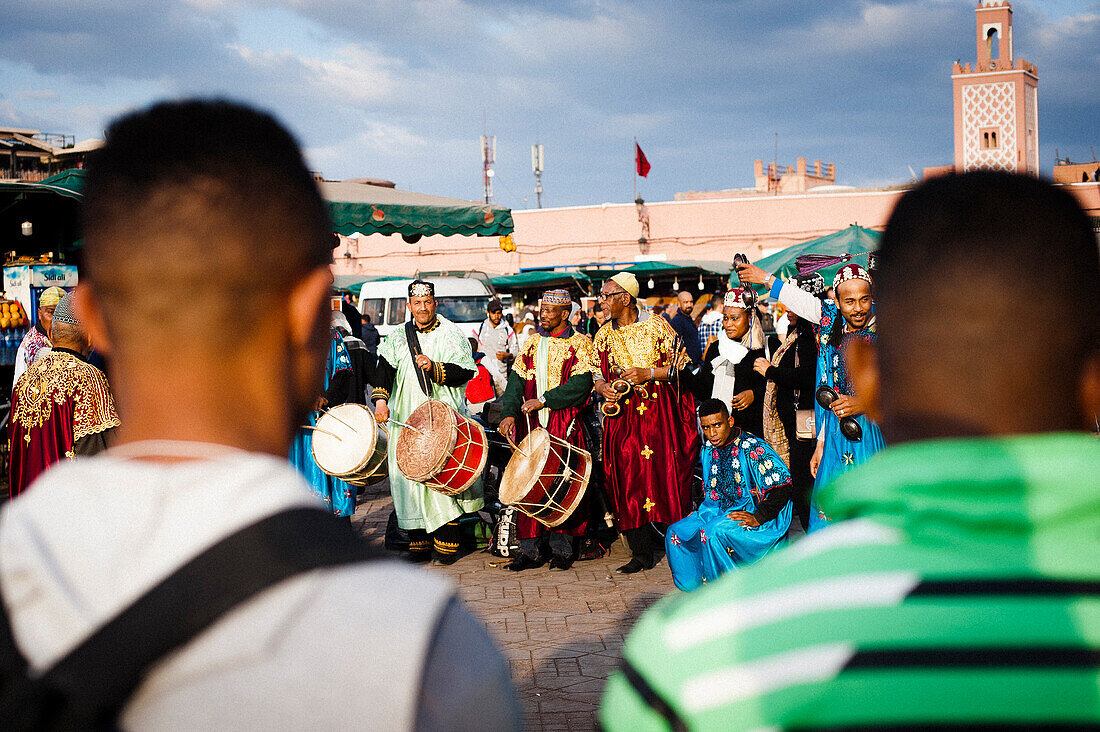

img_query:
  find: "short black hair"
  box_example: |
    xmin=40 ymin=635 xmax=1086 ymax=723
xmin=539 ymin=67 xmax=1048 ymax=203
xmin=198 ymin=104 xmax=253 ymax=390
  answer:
xmin=697 ymin=398 xmax=729 ymax=419
xmin=82 ymin=99 xmax=331 ymax=346
xmin=363 ymin=313 xmax=371 ymax=324
xmin=487 ymin=299 xmax=503 ymax=313
xmin=876 ymin=171 xmax=1098 ymax=435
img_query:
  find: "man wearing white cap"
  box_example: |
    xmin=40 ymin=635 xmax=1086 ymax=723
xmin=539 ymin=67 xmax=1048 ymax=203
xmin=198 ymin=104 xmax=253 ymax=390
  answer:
xmin=591 ymin=272 xmax=700 ymax=573
xmin=12 ymin=286 xmax=65 ymax=387
xmin=8 ymin=292 xmax=120 ymax=497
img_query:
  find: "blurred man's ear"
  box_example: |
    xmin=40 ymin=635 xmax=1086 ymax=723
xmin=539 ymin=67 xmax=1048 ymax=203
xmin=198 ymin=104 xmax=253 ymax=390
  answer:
xmin=847 ymin=339 xmax=880 ymax=423
xmin=288 ymin=266 xmax=333 ymax=349
xmin=72 ymin=284 xmax=112 ymax=356
xmin=1079 ymin=352 xmax=1100 ymax=431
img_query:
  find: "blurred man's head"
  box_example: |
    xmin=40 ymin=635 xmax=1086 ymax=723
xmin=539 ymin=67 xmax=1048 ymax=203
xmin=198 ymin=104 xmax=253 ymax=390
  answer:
xmin=849 ymin=171 xmax=1100 ymax=442
xmin=78 ymin=99 xmax=334 ymax=450
xmin=487 ymin=299 xmax=503 ymax=326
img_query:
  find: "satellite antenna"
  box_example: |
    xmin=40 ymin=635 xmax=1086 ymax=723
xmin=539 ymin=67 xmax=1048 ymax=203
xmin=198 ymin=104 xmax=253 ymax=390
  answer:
xmin=480 ymin=134 xmax=496 ymax=204
xmin=531 ymin=143 xmax=545 ymax=208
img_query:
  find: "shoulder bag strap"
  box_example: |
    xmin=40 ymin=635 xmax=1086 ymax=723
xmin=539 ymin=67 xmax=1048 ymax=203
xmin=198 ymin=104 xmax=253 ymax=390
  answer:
xmin=404 ymin=320 xmax=432 ymax=397
xmin=0 ymin=508 xmax=380 ymax=730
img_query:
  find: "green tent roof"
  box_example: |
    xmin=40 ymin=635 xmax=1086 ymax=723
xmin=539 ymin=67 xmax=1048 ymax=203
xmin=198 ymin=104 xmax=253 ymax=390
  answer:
xmin=490 ymin=271 xmax=590 ymax=290
xmin=733 ymin=225 xmax=881 ymax=291
xmin=323 ymin=181 xmax=513 ymax=237
xmin=12 ymin=171 xmax=515 ymax=238
xmin=0 ymin=170 xmax=86 ymax=201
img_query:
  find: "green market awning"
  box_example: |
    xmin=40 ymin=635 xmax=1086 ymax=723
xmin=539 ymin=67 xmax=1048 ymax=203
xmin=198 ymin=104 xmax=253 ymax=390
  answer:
xmin=339 ymin=275 xmax=409 ymax=296
xmin=0 ymin=171 xmax=86 ymax=259
xmin=10 ymin=170 xmax=516 ymax=238
xmin=323 ymin=181 xmax=513 ymax=237
xmin=734 ymin=225 xmax=882 ymax=291
xmin=490 ymin=271 xmax=590 ymax=291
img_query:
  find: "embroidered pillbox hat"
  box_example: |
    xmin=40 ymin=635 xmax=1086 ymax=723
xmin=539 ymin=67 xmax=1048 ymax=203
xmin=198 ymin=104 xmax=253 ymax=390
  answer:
xmin=52 ymin=292 xmax=80 ymax=326
xmin=541 ymin=289 xmax=571 ymax=306
xmin=831 ymin=263 xmax=872 ymax=292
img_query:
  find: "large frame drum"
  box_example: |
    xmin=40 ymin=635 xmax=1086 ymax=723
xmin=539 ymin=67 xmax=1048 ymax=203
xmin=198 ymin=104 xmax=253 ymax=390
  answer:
xmin=499 ymin=428 xmax=592 ymax=528
xmin=395 ymin=399 xmax=488 ymax=496
xmin=311 ymin=403 xmax=388 ymax=486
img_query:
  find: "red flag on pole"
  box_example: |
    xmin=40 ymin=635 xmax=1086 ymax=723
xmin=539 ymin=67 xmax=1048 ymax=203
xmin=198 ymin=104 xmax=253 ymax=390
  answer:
xmin=635 ymin=141 xmax=651 ymax=178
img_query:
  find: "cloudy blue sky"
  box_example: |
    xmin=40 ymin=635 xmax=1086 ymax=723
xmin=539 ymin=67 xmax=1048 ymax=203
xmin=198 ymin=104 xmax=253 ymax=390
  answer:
xmin=1 ymin=0 xmax=1097 ymax=209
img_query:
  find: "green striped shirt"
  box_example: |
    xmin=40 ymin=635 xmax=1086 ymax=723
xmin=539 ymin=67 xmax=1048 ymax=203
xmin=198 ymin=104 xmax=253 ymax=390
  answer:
xmin=600 ymin=433 xmax=1100 ymax=730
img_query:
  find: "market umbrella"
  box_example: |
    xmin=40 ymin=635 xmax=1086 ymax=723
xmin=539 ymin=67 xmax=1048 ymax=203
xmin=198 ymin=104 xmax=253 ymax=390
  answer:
xmin=323 ymin=180 xmax=513 ymax=238
xmin=732 ymin=225 xmax=881 ymax=292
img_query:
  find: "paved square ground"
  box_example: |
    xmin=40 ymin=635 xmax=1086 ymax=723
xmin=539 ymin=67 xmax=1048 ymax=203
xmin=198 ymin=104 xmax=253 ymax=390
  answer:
xmin=352 ymin=479 xmax=676 ymax=732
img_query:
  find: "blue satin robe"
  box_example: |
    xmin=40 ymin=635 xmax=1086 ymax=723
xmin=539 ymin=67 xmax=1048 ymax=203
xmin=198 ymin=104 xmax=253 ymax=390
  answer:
xmin=666 ymin=430 xmax=793 ymax=591
xmin=808 ymin=301 xmax=885 ymax=532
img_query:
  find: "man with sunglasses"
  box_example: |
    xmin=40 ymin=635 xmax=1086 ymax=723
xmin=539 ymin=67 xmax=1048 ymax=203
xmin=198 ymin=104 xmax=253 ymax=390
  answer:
xmin=591 ymin=273 xmax=700 ymax=573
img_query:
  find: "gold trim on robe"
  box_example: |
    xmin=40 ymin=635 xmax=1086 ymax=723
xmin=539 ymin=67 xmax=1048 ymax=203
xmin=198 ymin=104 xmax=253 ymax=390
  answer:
xmin=12 ymin=352 xmax=121 ymax=441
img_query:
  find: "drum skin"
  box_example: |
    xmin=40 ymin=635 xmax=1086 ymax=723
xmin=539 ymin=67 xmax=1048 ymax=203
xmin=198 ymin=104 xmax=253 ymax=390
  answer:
xmin=499 ymin=428 xmax=592 ymax=527
xmin=311 ymin=403 xmax=388 ymax=486
xmin=396 ymin=399 xmax=488 ymax=496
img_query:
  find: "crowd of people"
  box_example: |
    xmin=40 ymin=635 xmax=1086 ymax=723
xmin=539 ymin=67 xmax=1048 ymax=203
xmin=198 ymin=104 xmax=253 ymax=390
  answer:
xmin=0 ymin=99 xmax=1096 ymax=730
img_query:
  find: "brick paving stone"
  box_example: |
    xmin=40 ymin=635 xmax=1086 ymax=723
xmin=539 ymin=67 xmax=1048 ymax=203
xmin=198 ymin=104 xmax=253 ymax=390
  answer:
xmin=351 ymin=478 xmax=677 ymax=731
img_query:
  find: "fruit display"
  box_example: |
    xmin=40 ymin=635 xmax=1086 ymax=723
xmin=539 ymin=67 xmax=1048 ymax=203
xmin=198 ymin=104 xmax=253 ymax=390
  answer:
xmin=0 ymin=299 xmax=29 ymax=364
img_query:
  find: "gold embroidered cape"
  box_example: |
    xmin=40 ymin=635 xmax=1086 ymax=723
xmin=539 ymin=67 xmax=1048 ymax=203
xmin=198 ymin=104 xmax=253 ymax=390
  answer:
xmin=12 ymin=351 xmax=121 ymax=442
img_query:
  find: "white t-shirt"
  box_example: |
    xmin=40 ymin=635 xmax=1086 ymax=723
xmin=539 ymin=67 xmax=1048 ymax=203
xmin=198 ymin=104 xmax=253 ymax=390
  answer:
xmin=0 ymin=444 xmax=519 ymax=731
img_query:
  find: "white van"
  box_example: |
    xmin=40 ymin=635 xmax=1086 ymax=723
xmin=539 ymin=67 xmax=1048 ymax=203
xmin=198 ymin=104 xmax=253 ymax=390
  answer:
xmin=358 ymin=276 xmax=496 ymax=338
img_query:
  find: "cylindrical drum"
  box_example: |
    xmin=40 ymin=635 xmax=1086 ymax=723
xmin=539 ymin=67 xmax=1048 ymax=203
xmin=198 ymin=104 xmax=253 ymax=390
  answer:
xmin=311 ymin=403 xmax=388 ymax=486
xmin=499 ymin=428 xmax=592 ymax=527
xmin=395 ymin=399 xmax=488 ymax=496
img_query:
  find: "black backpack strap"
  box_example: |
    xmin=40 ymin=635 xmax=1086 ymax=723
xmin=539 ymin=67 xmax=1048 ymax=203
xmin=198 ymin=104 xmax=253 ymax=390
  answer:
xmin=0 ymin=507 xmax=380 ymax=730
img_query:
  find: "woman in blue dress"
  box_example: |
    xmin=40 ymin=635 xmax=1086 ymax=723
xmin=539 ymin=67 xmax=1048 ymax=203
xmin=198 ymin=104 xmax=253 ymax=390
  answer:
xmin=666 ymin=398 xmax=793 ymax=591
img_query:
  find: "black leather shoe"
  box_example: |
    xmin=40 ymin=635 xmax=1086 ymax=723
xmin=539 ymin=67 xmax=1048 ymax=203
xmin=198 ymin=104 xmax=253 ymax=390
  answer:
xmin=548 ymin=556 xmax=574 ymax=571
xmin=506 ymin=555 xmax=543 ymax=572
xmin=615 ymin=558 xmax=647 ymax=574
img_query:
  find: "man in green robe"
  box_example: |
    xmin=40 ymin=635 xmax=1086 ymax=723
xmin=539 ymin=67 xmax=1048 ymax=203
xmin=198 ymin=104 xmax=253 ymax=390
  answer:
xmin=374 ymin=280 xmax=484 ymax=564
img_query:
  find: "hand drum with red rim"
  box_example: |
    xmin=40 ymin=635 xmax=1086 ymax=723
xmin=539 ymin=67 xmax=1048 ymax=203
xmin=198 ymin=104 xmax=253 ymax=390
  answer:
xmin=499 ymin=428 xmax=592 ymax=527
xmin=395 ymin=399 xmax=488 ymax=496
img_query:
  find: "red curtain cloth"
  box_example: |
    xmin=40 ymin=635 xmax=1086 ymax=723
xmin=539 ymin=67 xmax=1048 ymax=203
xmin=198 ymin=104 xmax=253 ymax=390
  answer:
xmin=599 ymin=351 xmax=699 ymax=531
xmin=9 ymin=400 xmax=75 ymax=498
xmin=511 ymin=350 xmax=590 ymax=540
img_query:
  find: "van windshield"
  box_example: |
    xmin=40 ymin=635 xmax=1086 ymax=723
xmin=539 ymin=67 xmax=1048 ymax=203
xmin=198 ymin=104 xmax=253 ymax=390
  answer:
xmin=437 ymin=295 xmax=492 ymax=324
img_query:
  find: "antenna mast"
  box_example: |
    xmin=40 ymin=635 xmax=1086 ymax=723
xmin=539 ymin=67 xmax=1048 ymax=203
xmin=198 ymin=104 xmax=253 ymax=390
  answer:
xmin=480 ymin=134 xmax=496 ymax=204
xmin=531 ymin=143 xmax=544 ymax=208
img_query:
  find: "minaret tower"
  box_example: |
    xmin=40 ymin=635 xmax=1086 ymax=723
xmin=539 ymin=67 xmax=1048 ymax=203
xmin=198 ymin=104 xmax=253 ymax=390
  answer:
xmin=952 ymin=0 xmax=1039 ymax=175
